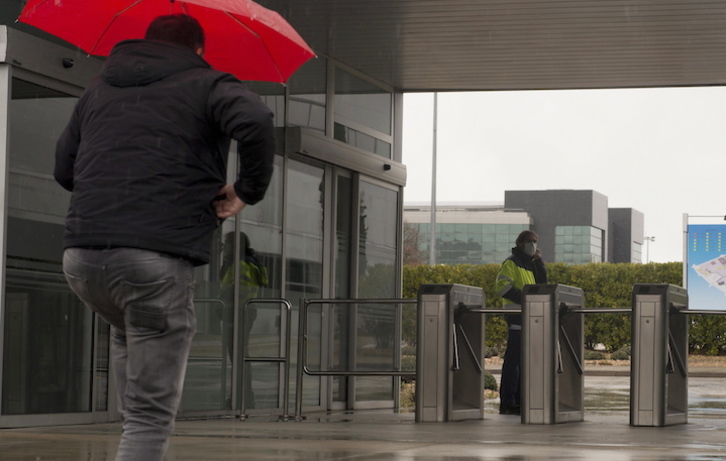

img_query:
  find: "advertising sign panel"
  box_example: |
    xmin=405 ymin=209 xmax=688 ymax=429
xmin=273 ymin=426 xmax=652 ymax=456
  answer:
xmin=686 ymin=222 xmax=726 ymax=311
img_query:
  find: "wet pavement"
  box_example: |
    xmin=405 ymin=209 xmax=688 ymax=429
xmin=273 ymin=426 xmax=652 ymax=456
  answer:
xmin=587 ymin=375 xmax=726 ymax=418
xmin=3 ymin=375 xmax=726 ymax=460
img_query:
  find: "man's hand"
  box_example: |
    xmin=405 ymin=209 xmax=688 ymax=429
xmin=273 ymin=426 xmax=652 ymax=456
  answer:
xmin=214 ymin=184 xmax=246 ymax=219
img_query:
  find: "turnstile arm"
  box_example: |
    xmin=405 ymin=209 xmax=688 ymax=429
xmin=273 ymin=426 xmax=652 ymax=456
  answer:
xmin=451 ymin=322 xmax=460 ymax=371
xmin=457 ymin=324 xmax=483 ymax=374
xmin=668 ymin=330 xmax=688 ymax=378
xmin=559 ymin=325 xmax=584 ymax=375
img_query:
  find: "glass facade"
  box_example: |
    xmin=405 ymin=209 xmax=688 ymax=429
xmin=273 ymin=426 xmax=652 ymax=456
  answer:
xmin=555 ymin=226 xmax=604 ymax=264
xmin=355 ymin=181 xmax=399 ymax=402
xmin=288 ymin=58 xmax=327 ymax=134
xmin=238 ymin=154 xmax=285 ymax=411
xmin=0 ymin=25 xmax=404 ymax=426
xmin=331 ymin=175 xmax=353 ymax=404
xmin=334 ymin=69 xmax=393 ymax=158
xmin=181 ymin=149 xmax=285 ymax=414
xmin=2 ymin=79 xmax=105 ymax=416
xmin=286 ymin=158 xmax=325 ymax=407
xmin=412 ymin=222 xmax=529 ymax=265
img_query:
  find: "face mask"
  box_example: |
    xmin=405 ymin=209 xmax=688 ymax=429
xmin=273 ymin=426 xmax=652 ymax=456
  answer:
xmin=523 ymin=242 xmax=537 ymax=257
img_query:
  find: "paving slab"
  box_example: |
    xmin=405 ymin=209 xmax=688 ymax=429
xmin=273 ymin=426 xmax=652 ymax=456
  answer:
xmin=3 ymin=373 xmax=726 ymax=460
xmin=3 ymin=411 xmax=726 ymax=460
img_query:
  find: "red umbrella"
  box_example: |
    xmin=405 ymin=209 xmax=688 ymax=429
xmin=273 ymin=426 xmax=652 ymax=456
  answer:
xmin=18 ymin=0 xmax=315 ymax=83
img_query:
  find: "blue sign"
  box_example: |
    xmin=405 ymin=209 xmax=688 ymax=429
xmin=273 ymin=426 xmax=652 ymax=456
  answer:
xmin=687 ymin=224 xmax=726 ymax=311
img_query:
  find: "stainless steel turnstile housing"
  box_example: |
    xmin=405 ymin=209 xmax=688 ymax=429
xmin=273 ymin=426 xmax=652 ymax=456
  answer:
xmin=522 ymin=284 xmax=585 ymax=424
xmin=415 ymin=284 xmax=484 ymax=422
xmin=630 ymin=284 xmax=688 ymax=427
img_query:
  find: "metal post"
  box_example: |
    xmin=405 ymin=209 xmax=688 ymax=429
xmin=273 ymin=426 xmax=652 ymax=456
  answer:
xmin=295 ymin=299 xmax=309 ymax=421
xmin=521 ymin=284 xmax=585 ymax=424
xmin=644 ymin=236 xmax=655 ymax=263
xmin=630 ymin=284 xmax=688 ymax=427
xmin=415 ymin=284 xmax=484 ymax=422
xmin=429 ymin=92 xmax=437 ymax=265
xmin=239 ymin=298 xmax=293 ymax=421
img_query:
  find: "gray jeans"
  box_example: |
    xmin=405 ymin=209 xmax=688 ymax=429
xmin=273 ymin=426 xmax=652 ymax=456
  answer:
xmin=63 ymin=247 xmax=196 ymax=461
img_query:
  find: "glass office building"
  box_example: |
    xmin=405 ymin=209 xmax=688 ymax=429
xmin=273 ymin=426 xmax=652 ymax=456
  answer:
xmin=554 ymin=226 xmax=604 ymax=264
xmin=404 ymin=204 xmax=531 ymax=265
xmin=405 ymin=193 xmax=644 ymax=266
xmin=0 ymin=8 xmax=406 ymax=427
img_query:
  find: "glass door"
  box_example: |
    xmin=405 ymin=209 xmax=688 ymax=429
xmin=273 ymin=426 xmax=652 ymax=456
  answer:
xmin=231 ymin=154 xmax=285 ymax=413
xmin=353 ymin=179 xmax=400 ymax=406
xmin=327 ymin=171 xmax=402 ymax=410
xmin=286 ymin=157 xmax=326 ymax=410
xmin=181 ymin=152 xmax=284 ymax=415
xmin=1 ymin=76 xmax=110 ymax=425
xmin=330 ymin=173 xmax=353 ymax=408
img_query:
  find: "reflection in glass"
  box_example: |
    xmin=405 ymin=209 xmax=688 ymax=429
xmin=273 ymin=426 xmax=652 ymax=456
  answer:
xmin=286 ymin=159 xmax=324 ymax=407
xmin=246 ymin=81 xmax=286 ymax=128
xmin=411 ymin=222 xmax=527 ymax=265
xmin=334 ymin=69 xmax=392 ymax=157
xmin=289 ymin=58 xmax=327 ymax=133
xmin=183 ymin=142 xmax=233 ymax=412
xmin=356 ymin=181 xmax=399 ymax=402
xmin=239 ymin=155 xmax=284 ymax=410
xmin=2 ymin=79 xmax=100 ymax=415
xmin=334 ymin=123 xmax=391 ymax=157
xmin=335 ymin=69 xmax=391 ymax=134
xmin=332 ymin=176 xmax=352 ymax=402
xmin=183 ymin=150 xmax=284 ymax=413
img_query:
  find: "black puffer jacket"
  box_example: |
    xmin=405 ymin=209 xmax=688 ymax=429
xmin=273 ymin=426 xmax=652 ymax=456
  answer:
xmin=54 ymin=40 xmax=275 ymax=265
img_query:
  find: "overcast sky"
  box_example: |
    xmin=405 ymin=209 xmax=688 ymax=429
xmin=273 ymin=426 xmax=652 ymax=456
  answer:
xmin=401 ymin=87 xmax=726 ymax=264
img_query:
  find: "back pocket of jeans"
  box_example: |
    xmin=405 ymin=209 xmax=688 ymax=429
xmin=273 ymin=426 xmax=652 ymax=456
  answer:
xmin=122 ymin=278 xmax=172 ymax=331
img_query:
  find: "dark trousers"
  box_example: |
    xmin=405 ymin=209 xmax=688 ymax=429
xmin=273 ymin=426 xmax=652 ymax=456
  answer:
xmin=500 ymin=327 xmax=521 ymax=410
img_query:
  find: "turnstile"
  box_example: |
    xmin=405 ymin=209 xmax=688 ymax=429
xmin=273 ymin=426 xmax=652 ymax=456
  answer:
xmin=630 ymin=284 xmax=688 ymax=427
xmin=415 ymin=284 xmax=484 ymax=422
xmin=522 ymin=284 xmax=585 ymax=424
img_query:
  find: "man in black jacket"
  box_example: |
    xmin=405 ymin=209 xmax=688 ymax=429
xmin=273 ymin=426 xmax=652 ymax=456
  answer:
xmin=55 ymin=14 xmax=275 ymax=461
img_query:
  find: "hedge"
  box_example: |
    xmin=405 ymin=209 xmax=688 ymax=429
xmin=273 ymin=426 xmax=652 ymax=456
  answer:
xmin=402 ymin=262 xmax=726 ymax=355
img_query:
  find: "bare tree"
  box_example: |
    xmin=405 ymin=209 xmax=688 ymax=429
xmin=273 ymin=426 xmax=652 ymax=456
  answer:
xmin=403 ymin=221 xmax=425 ymax=266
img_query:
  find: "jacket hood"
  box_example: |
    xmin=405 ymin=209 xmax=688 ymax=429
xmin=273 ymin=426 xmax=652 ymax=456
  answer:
xmin=102 ymin=39 xmax=210 ymax=88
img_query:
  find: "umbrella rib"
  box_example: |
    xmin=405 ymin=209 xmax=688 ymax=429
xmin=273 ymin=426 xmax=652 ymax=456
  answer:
xmin=90 ymin=0 xmax=145 ymax=54
xmin=223 ymin=12 xmax=284 ymax=82
xmin=17 ymin=0 xmax=50 ymax=17
xmin=224 ymin=12 xmax=261 ymax=41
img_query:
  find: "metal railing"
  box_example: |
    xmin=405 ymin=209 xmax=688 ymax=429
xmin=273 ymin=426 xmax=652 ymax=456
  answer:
xmin=295 ymin=297 xmax=417 ymax=421
xmin=232 ymin=291 xmax=726 ymax=422
xmin=682 ymin=309 xmax=726 ymax=315
xmin=193 ymin=298 xmax=229 ymax=409
xmin=457 ymin=302 xmax=634 ymax=377
xmin=240 ymin=298 xmax=294 ymax=421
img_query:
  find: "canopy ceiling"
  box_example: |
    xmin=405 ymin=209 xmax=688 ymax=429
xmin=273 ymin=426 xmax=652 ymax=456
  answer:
xmin=261 ymin=0 xmax=726 ymax=92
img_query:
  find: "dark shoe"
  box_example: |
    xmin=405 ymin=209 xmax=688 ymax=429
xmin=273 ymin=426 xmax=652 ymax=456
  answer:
xmin=499 ymin=405 xmax=521 ymax=415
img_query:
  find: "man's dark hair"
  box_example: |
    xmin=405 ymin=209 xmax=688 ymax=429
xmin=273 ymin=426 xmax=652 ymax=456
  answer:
xmin=145 ymin=14 xmax=205 ymax=52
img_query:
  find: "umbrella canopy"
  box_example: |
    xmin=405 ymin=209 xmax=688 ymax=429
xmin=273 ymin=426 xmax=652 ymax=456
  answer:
xmin=18 ymin=0 xmax=315 ymax=83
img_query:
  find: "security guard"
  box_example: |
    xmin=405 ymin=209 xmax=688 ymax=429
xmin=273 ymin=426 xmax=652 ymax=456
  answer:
xmin=495 ymin=230 xmax=547 ymax=415
xmin=219 ymin=232 xmax=268 ymax=408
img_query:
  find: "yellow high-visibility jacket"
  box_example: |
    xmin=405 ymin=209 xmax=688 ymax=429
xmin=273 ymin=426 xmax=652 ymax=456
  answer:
xmin=495 ymin=247 xmax=547 ymax=324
